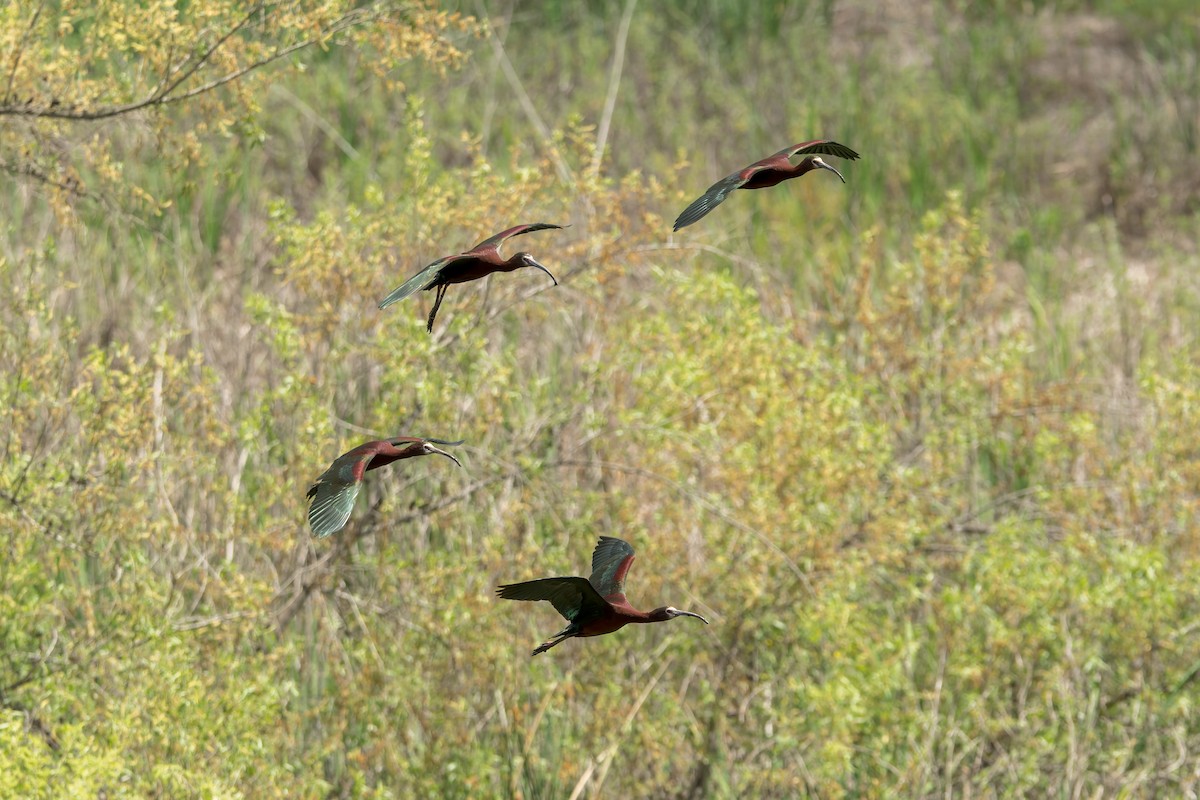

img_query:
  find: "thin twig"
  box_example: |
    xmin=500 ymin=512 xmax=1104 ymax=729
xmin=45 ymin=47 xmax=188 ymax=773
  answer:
xmin=588 ymin=655 xmax=673 ymax=797
xmin=477 ymin=3 xmax=574 ymax=186
xmin=552 ymin=457 xmax=810 ymax=589
xmin=172 ymin=611 xmax=253 ymax=632
xmin=630 ymin=240 xmax=769 ymax=273
xmin=1 ymin=628 xmax=59 ymax=695
xmin=566 ymin=759 xmax=597 ymax=800
xmin=590 ymin=0 xmax=637 ymax=177
xmin=3 ymin=0 xmax=45 ymax=105
xmin=152 ymin=3 xmax=270 ymax=104
xmin=0 ymin=158 xmax=86 ymax=197
xmin=272 ymin=474 xmax=507 ymax=630
xmin=269 ymin=84 xmax=370 ymax=168
xmin=0 ymin=699 xmax=59 ymax=752
xmin=522 ymin=676 xmax=564 ymax=760
xmin=152 ymin=30 xmax=178 ymax=100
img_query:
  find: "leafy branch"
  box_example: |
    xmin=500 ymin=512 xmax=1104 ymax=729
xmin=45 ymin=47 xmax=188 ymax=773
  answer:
xmin=0 ymin=3 xmax=373 ymax=122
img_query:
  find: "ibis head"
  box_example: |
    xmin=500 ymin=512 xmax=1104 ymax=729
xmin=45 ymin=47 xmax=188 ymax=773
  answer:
xmin=809 ymin=156 xmax=846 ymax=184
xmin=419 ymin=439 xmax=464 ymax=467
xmin=649 ymin=606 xmax=709 ymax=624
xmin=516 ymin=252 xmax=558 ymax=286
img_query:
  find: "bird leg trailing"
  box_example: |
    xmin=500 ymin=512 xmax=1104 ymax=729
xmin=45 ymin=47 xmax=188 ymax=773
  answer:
xmin=531 ymin=635 xmax=572 ymax=656
xmin=427 ymin=283 xmax=448 ymax=333
xmin=531 ymin=624 xmax=576 ymax=656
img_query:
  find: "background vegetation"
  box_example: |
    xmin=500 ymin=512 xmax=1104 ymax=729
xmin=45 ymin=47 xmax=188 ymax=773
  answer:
xmin=2 ymin=0 xmax=1199 ymax=796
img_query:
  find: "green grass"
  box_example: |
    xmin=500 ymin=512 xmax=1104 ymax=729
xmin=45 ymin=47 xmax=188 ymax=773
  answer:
xmin=2 ymin=1 xmax=1200 ymax=797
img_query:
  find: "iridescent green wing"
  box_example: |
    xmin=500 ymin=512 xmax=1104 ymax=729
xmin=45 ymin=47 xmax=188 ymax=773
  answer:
xmin=305 ymin=451 xmax=373 ymax=538
xmin=588 ymin=536 xmax=635 ymax=599
xmin=672 ymin=172 xmax=749 ymax=231
xmin=377 ymin=254 xmax=465 ymax=310
xmin=496 ymin=577 xmax=607 ymax=622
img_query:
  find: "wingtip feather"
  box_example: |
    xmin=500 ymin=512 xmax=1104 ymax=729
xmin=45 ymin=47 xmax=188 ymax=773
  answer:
xmin=378 ymin=289 xmax=404 ymax=310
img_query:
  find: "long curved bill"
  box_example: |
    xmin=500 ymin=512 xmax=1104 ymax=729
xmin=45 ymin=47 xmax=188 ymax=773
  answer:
xmin=677 ymin=610 xmax=709 ymax=624
xmin=526 ymin=256 xmax=558 ymax=286
xmin=814 ymin=159 xmax=846 ymax=184
xmin=426 ymin=444 xmax=463 ymax=468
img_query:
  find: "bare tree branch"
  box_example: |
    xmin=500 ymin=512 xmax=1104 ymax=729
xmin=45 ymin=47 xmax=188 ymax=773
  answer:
xmin=150 ymin=3 xmax=271 ymax=104
xmin=0 ymin=157 xmax=85 ymax=197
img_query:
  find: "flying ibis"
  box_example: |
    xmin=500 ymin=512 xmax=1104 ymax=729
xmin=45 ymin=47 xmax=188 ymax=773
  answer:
xmin=497 ymin=536 xmax=708 ymax=656
xmin=673 ymin=140 xmax=859 ymax=230
xmin=306 ymin=436 xmax=463 ymax=538
xmin=378 ymin=223 xmax=564 ymax=332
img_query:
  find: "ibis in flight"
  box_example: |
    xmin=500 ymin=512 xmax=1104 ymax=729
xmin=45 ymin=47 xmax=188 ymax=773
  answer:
xmin=378 ymin=223 xmax=564 ymax=332
xmin=497 ymin=536 xmax=708 ymax=656
xmin=306 ymin=436 xmax=463 ymax=538
xmin=673 ymin=140 xmax=859 ymax=230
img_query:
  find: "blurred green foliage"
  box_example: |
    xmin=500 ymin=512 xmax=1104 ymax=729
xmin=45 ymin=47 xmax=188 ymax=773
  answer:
xmin=2 ymin=0 xmax=1200 ymax=797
